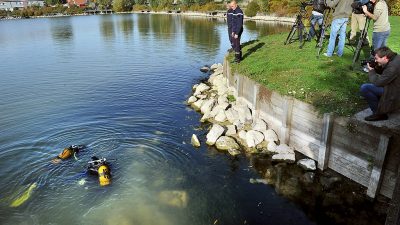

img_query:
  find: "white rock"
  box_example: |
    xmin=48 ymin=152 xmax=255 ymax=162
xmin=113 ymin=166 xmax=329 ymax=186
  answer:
xmin=200 ymin=99 xmax=215 ymax=115
xmin=267 ymin=142 xmax=278 ymax=153
xmin=191 ymin=99 xmax=204 ymax=111
xmin=215 ymin=136 xmax=240 ymax=150
xmin=200 ymin=111 xmax=212 ymax=122
xmin=263 ymin=129 xmax=279 ymax=143
xmin=214 ymin=109 xmax=227 ymax=122
xmin=228 ymin=149 xmax=241 ymax=156
xmin=195 ymin=83 xmax=210 ymax=94
xmin=233 ymin=120 xmax=245 ymax=130
xmin=225 ymin=108 xmax=239 ymax=124
xmin=197 ymin=94 xmax=207 ymax=100
xmin=245 ymin=130 xmax=264 ymax=148
xmin=206 ymin=124 xmax=225 ymax=145
xmin=234 ymin=105 xmax=252 ymax=124
xmin=276 ymin=144 xmax=295 ymax=154
xmin=213 ymin=68 xmax=223 ymax=76
xmin=218 ymin=94 xmax=228 ymax=105
xmin=192 ymin=84 xmax=199 ymax=90
xmin=210 ymin=63 xmax=218 ymax=71
xmin=252 ymin=119 xmax=268 ymax=132
xmin=272 ymin=153 xmax=296 ymax=163
xmin=238 ymin=130 xmax=247 ymax=140
xmin=297 ymin=159 xmax=316 ymax=171
xmin=226 ymin=125 xmax=237 ymax=136
xmin=187 ymin=96 xmax=197 ymax=104
xmin=217 ymin=63 xmax=223 ymax=68
xmin=191 ymin=134 xmax=201 ymax=147
xmin=208 ymin=73 xmax=221 ymax=84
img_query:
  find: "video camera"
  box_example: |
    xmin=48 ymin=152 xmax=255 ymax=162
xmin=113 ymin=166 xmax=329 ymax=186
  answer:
xmin=360 ymin=58 xmax=376 ymax=68
xmin=351 ymin=0 xmax=374 ymax=14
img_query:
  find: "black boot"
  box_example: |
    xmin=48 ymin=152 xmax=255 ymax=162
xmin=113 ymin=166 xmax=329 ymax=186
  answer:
xmin=234 ymin=52 xmax=241 ymax=63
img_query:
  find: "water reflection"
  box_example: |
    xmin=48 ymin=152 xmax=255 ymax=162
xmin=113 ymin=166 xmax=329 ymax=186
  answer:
xmin=50 ymin=17 xmax=73 ymax=43
xmin=150 ymin=14 xmax=178 ymax=41
xmin=183 ymin=17 xmax=221 ymax=56
xmin=100 ymin=15 xmax=116 ymax=41
xmin=137 ymin=14 xmax=151 ymax=37
xmin=245 ymin=20 xmax=290 ymax=37
xmin=117 ymin=15 xmax=134 ymax=39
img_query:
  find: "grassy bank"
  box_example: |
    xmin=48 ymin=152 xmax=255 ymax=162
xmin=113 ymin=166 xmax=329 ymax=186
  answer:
xmin=232 ymin=16 xmax=400 ymax=116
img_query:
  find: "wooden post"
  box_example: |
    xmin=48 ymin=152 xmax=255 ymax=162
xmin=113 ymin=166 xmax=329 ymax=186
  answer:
xmin=318 ymin=113 xmax=334 ymax=170
xmin=367 ymin=134 xmax=390 ymax=198
xmin=253 ymin=84 xmax=259 ymax=110
xmin=280 ymin=96 xmax=293 ymax=145
xmin=386 ymin=162 xmax=400 ymax=225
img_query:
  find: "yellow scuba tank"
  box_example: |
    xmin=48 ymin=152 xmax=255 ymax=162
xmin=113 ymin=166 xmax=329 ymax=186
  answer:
xmin=98 ymin=164 xmax=111 ymax=186
xmin=58 ymin=147 xmax=73 ymax=160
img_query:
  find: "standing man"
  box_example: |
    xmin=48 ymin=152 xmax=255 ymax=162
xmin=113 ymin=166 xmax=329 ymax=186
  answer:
xmin=360 ymin=46 xmax=400 ymax=121
xmin=349 ymin=0 xmax=370 ymax=44
xmin=362 ymin=0 xmax=390 ymax=51
xmin=226 ymin=2 xmax=234 ymax=52
xmin=230 ymin=0 xmax=243 ymax=63
xmin=307 ymin=0 xmax=326 ymax=41
xmin=324 ymin=0 xmax=353 ymax=57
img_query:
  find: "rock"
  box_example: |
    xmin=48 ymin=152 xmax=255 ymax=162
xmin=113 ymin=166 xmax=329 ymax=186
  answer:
xmin=194 ymin=83 xmax=210 ymax=96
xmin=238 ymin=130 xmax=247 ymax=140
xmin=187 ymin=96 xmax=197 ymax=104
xmin=245 ymin=130 xmax=264 ymax=148
xmin=217 ymin=94 xmax=228 ymax=105
xmin=228 ymin=149 xmax=241 ymax=156
xmin=272 ymin=153 xmax=296 ymax=163
xmin=252 ymin=119 xmax=268 ymax=132
xmin=200 ymin=99 xmax=215 ymax=115
xmin=191 ymin=134 xmax=200 ymax=147
xmin=214 ymin=109 xmax=227 ymax=122
xmin=196 ymin=94 xmax=207 ymax=100
xmin=226 ymin=125 xmax=237 ymax=136
xmin=208 ymin=73 xmax=221 ymax=84
xmin=192 ymin=84 xmax=199 ymax=90
xmin=213 ymin=67 xmax=223 ymax=76
xmin=263 ymin=129 xmax=279 ymax=143
xmin=233 ymin=120 xmax=245 ymax=130
xmin=297 ymin=159 xmax=316 ymax=171
xmin=234 ymin=105 xmax=252 ymax=124
xmin=206 ymin=124 xmax=225 ymax=145
xmin=215 ymin=136 xmax=240 ymax=150
xmin=191 ymin=99 xmax=204 ymax=111
xmin=256 ymin=141 xmax=268 ymax=151
xmin=158 ymin=190 xmax=188 ymax=208
xmin=276 ymin=144 xmax=295 ymax=154
xmin=210 ymin=63 xmax=218 ymax=71
xmin=200 ymin=111 xmax=212 ymax=122
xmin=200 ymin=66 xmax=209 ymax=73
xmin=267 ymin=142 xmax=278 ymax=153
xmin=249 ymin=178 xmax=269 ymax=185
xmin=225 ymin=108 xmax=239 ymax=124
xmin=301 ymin=172 xmax=315 ymax=184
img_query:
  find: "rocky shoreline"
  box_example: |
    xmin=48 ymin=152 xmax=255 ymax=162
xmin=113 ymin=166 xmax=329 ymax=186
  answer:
xmin=188 ymin=63 xmax=316 ymax=169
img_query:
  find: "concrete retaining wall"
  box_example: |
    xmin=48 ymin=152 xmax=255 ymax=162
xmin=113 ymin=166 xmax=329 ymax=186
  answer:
xmin=224 ymin=57 xmax=400 ymax=199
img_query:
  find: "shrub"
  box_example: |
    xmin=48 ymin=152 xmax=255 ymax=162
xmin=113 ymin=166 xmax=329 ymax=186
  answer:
xmin=245 ymin=1 xmax=260 ymax=17
xmin=132 ymin=4 xmax=149 ymax=11
xmin=390 ymin=2 xmax=400 ymax=16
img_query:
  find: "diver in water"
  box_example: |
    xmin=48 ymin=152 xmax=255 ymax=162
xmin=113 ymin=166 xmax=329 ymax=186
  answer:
xmin=87 ymin=156 xmax=112 ymax=186
xmin=51 ymin=145 xmax=85 ymax=164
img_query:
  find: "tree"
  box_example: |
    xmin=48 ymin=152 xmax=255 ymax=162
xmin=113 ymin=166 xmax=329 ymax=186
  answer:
xmin=97 ymin=0 xmax=113 ymax=9
xmin=113 ymin=0 xmax=134 ymax=11
xmin=245 ymin=0 xmax=260 ymax=17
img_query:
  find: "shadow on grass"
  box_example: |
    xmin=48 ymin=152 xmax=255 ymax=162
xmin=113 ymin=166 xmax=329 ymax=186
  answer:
xmin=242 ymin=42 xmax=265 ymax=60
xmin=241 ymin=39 xmax=259 ymax=48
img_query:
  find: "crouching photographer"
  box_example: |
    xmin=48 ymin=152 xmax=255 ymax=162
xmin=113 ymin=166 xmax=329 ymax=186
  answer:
xmin=360 ymin=47 xmax=400 ymax=121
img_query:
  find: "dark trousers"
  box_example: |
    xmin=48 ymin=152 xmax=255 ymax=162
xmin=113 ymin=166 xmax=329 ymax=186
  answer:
xmin=360 ymin=83 xmax=384 ymax=113
xmin=232 ymin=34 xmax=241 ymax=62
xmin=228 ymin=29 xmax=233 ymax=48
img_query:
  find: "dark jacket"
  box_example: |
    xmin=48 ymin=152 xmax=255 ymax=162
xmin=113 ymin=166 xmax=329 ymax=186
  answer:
xmin=326 ymin=0 xmax=353 ymax=20
xmin=227 ymin=8 xmax=233 ymax=31
xmin=313 ymin=0 xmax=326 ymax=14
xmin=369 ymin=54 xmax=400 ymax=114
xmin=231 ymin=6 xmax=243 ymax=35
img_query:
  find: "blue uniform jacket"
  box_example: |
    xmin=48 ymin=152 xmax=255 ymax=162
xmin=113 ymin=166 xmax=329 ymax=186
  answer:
xmin=227 ymin=8 xmax=233 ymax=31
xmin=231 ymin=6 xmax=243 ymax=35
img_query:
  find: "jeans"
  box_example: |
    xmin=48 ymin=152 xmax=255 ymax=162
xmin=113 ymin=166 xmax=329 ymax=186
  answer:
xmin=309 ymin=14 xmax=323 ymax=39
xmin=372 ymin=30 xmax=390 ymax=50
xmin=326 ymin=18 xmax=348 ymax=57
xmin=360 ymin=83 xmax=384 ymax=113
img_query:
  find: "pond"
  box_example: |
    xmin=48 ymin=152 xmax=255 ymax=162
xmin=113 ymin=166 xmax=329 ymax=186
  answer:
xmin=0 ymin=13 xmax=386 ymax=225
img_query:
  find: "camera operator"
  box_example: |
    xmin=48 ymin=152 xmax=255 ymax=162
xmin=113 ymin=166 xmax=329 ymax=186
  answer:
xmin=324 ymin=0 xmax=353 ymax=57
xmin=349 ymin=0 xmax=370 ymax=44
xmin=306 ymin=0 xmax=326 ymax=41
xmin=360 ymin=46 xmax=400 ymax=121
xmin=362 ymin=0 xmax=390 ymax=50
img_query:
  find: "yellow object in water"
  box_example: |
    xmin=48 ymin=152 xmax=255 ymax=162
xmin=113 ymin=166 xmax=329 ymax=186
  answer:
xmin=98 ymin=165 xmax=111 ymax=186
xmin=58 ymin=148 xmax=73 ymax=159
xmin=10 ymin=182 xmax=37 ymax=207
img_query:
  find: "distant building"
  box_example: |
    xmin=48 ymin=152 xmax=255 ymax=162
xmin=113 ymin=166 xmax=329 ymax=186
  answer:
xmin=0 ymin=0 xmax=44 ymax=11
xmin=67 ymin=0 xmax=87 ymax=7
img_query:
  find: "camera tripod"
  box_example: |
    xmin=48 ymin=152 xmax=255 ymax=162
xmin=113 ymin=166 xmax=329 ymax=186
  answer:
xmin=316 ymin=8 xmax=331 ymax=57
xmin=284 ymin=6 xmax=308 ymax=49
xmin=351 ymin=18 xmax=372 ymax=69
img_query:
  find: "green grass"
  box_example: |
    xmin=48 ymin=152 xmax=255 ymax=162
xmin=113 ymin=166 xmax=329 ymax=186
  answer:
xmin=231 ymin=16 xmax=400 ymax=116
